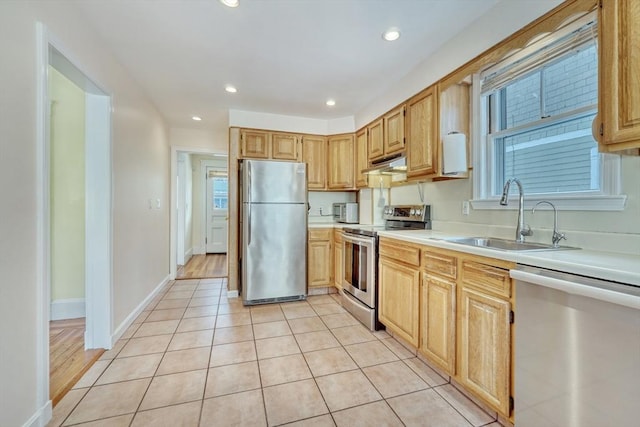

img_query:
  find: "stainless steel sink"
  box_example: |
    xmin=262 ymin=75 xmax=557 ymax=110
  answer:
xmin=443 ymin=237 xmax=578 ymax=252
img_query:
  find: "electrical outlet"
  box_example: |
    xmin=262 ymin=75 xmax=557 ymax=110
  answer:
xmin=462 ymin=201 xmax=470 ymax=215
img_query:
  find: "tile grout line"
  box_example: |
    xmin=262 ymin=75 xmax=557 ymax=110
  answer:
xmin=59 ymin=283 xmax=499 ymax=427
xmin=285 ymin=299 xmax=336 ymax=427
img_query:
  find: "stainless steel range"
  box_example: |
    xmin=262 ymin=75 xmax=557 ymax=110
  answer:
xmin=341 ymin=204 xmax=431 ymax=330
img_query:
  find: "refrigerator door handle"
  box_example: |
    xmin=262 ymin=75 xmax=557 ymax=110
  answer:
xmin=247 ymin=161 xmax=252 ymax=204
xmin=247 ymin=162 xmax=252 ymax=246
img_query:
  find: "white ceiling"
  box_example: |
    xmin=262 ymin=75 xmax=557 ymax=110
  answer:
xmin=76 ymin=0 xmax=501 ymax=130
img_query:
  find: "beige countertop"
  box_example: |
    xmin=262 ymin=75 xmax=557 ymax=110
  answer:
xmin=305 ymin=223 xmax=640 ymax=286
xmin=376 ymin=229 xmax=640 ymax=287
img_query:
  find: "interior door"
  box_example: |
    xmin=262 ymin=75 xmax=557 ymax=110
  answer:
xmin=206 ymin=168 xmax=228 ymax=254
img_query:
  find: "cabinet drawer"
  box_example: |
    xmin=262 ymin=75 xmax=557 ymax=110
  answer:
xmin=333 ymin=229 xmax=343 ymax=243
xmin=309 ymin=228 xmax=332 ymax=241
xmin=379 ymin=238 xmax=420 ymax=266
xmin=461 ymin=261 xmax=511 ymax=298
xmin=423 ymin=251 xmax=457 ymax=279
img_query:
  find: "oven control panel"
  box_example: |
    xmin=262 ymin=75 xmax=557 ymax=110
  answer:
xmin=383 ymin=205 xmax=431 ymax=222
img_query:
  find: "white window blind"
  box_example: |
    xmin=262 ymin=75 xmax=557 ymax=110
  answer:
xmin=481 ymin=11 xmax=598 ymax=96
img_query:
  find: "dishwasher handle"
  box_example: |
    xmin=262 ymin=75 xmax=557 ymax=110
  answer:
xmin=510 ymin=267 xmax=640 ymax=310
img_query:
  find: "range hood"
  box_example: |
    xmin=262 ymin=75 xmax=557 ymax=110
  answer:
xmin=363 ymin=153 xmax=407 ymax=175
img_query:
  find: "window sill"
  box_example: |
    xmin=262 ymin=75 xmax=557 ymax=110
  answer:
xmin=470 ymin=194 xmax=627 ymax=211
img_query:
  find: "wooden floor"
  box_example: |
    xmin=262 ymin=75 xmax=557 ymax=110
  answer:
xmin=176 ymin=253 xmax=227 ymax=279
xmin=50 ymin=318 xmax=104 ymax=407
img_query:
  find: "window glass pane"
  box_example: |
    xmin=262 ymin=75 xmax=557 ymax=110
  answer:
xmin=503 ymin=72 xmax=541 ymax=129
xmin=213 ymin=177 xmax=228 ymax=195
xmin=543 ymin=45 xmax=598 ymax=116
xmin=495 ymin=113 xmax=599 ymax=195
xmin=212 ymin=177 xmax=228 ymax=210
xmin=214 ymin=197 xmax=228 ymax=209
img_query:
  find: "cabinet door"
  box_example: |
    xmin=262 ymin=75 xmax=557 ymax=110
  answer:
xmin=308 ymin=238 xmax=332 ymax=288
xmin=240 ymin=130 xmax=270 ymax=159
xmin=334 ymin=236 xmax=343 ymax=289
xmin=368 ymin=119 xmax=384 ymax=161
xmin=302 ymin=135 xmax=327 ymax=190
xmin=327 ymin=134 xmax=355 ymax=190
xmin=355 ymin=129 xmax=369 ymax=188
xmin=420 ymin=274 xmax=456 ymax=375
xmin=272 ymin=133 xmax=299 ymax=161
xmin=458 ymin=286 xmax=510 ymax=416
xmin=406 ymin=88 xmax=437 ymax=177
xmin=378 ymin=257 xmax=420 ymax=347
xmin=600 ymin=0 xmax=640 ymax=151
xmin=384 ymin=105 xmax=405 ymax=156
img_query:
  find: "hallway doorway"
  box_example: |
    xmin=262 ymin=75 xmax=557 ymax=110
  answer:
xmin=171 ymin=149 xmax=228 ymax=280
xmin=37 ymin=24 xmax=113 ymax=411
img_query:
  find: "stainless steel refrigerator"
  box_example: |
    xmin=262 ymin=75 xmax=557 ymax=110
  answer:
xmin=241 ymin=160 xmax=307 ymax=305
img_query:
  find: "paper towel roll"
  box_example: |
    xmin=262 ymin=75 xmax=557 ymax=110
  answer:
xmin=443 ymin=132 xmax=467 ymax=174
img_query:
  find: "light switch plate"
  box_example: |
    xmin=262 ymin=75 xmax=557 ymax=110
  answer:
xmin=462 ymin=201 xmax=470 ymax=215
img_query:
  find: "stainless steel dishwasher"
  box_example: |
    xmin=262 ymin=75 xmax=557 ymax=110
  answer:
xmin=511 ymin=265 xmax=640 ymax=427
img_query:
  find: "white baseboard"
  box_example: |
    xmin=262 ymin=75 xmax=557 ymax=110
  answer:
xmin=227 ymin=290 xmax=239 ymax=298
xmin=111 ymin=274 xmax=170 ymax=345
xmin=22 ymin=400 xmax=52 ymax=427
xmin=193 ymin=246 xmax=205 ymax=255
xmin=184 ymin=248 xmax=193 ymax=264
xmin=50 ymin=298 xmax=85 ymax=320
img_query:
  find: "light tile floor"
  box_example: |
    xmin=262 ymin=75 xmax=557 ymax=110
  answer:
xmin=49 ymin=278 xmax=502 ymax=427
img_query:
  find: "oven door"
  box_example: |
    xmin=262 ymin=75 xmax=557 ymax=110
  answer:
xmin=342 ymin=232 xmax=376 ymax=308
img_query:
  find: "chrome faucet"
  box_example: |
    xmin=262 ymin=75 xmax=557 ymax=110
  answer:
xmin=500 ymin=178 xmax=532 ymax=243
xmin=532 ymin=201 xmax=566 ymax=247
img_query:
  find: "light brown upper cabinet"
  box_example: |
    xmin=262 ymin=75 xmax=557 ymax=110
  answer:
xmin=240 ymin=129 xmax=301 ymax=161
xmin=271 ymin=133 xmax=300 ymax=161
xmin=384 ymin=105 xmax=406 ymax=156
xmin=405 ymin=81 xmax=470 ymax=181
xmin=328 ymin=134 xmax=355 ymax=190
xmin=302 ymin=135 xmax=327 ymax=190
xmin=355 ymin=129 xmax=369 ymax=188
xmin=367 ymin=118 xmax=384 ymax=161
xmin=406 ymin=87 xmax=437 ymax=178
xmin=368 ymin=106 xmax=406 ymax=163
xmin=599 ymin=0 xmax=640 ymax=152
xmin=240 ymin=129 xmax=270 ymax=159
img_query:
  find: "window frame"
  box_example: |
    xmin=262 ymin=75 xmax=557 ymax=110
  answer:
xmin=470 ymin=18 xmax=626 ymax=212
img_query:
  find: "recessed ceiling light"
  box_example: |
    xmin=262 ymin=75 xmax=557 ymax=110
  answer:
xmin=225 ymin=85 xmax=237 ymax=93
xmin=220 ymin=0 xmax=239 ymax=7
xmin=326 ymin=99 xmax=336 ymax=107
xmin=383 ymin=28 xmax=401 ymax=42
xmin=192 ymin=116 xmax=202 ymax=121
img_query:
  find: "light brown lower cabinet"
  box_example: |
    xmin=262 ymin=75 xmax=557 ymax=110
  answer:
xmin=333 ymin=229 xmax=343 ymax=290
xmin=378 ymin=257 xmax=420 ymax=347
xmin=307 ymin=229 xmax=332 ymax=288
xmin=457 ymin=283 xmax=511 ymax=416
xmin=377 ymin=240 xmax=514 ymax=418
xmin=419 ymin=273 xmax=456 ymax=375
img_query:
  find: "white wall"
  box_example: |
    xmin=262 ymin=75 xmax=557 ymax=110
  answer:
xmin=308 ymin=192 xmax=357 ymax=223
xmin=355 ymin=0 xmax=565 ymax=127
xmin=49 ymin=66 xmax=86 ymax=304
xmin=389 ymin=155 xmax=640 ymax=254
xmin=229 ymin=109 xmax=356 ymax=135
xmin=0 ymin=2 xmax=170 ymax=425
xmin=170 ymin=127 xmax=227 ymax=153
